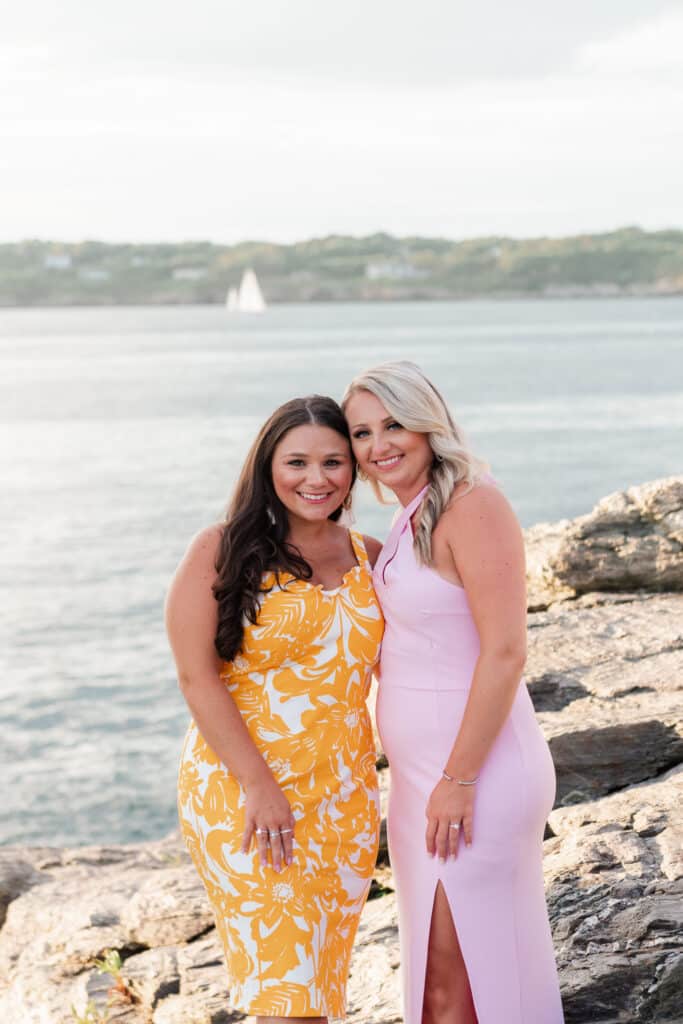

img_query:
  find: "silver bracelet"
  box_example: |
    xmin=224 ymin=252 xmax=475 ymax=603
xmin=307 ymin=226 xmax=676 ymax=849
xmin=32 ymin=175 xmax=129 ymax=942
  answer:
xmin=442 ymin=769 xmax=479 ymax=786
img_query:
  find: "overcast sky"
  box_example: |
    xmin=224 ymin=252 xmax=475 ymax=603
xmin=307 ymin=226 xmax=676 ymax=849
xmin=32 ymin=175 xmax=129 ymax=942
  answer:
xmin=2 ymin=0 xmax=682 ymax=243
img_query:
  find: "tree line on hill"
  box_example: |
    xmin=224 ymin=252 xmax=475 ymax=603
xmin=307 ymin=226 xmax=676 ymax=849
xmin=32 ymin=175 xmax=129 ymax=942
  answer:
xmin=1 ymin=227 xmax=682 ymax=306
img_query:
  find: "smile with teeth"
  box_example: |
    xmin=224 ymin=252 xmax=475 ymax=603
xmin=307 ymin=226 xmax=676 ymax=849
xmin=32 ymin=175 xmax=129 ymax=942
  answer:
xmin=374 ymin=454 xmax=403 ymax=468
xmin=298 ymin=491 xmax=332 ymax=502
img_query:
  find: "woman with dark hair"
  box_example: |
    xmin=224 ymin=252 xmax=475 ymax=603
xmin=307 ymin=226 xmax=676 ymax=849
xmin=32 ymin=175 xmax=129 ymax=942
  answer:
xmin=166 ymin=396 xmax=383 ymax=1023
xmin=343 ymin=363 xmax=563 ymax=1024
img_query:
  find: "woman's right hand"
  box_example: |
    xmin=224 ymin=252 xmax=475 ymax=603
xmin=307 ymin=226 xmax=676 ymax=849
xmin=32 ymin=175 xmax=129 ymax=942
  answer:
xmin=241 ymin=774 xmax=296 ymax=872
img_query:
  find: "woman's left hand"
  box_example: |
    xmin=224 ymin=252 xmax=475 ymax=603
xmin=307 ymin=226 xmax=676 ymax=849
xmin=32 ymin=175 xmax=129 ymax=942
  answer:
xmin=425 ymin=778 xmax=475 ymax=860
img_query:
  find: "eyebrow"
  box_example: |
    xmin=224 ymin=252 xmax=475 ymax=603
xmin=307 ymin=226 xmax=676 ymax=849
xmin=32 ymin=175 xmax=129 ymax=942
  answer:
xmin=281 ymin=450 xmax=349 ymax=457
xmin=349 ymin=416 xmax=395 ymax=428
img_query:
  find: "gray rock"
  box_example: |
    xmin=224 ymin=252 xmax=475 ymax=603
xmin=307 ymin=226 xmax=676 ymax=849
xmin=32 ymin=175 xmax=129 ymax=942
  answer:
xmin=526 ymin=476 xmax=683 ymax=609
xmin=346 ymin=881 xmax=401 ymax=1024
xmin=527 ymin=593 xmax=683 ymax=804
xmin=120 ymin=867 xmax=214 ymax=947
xmin=527 ymin=592 xmax=683 ymax=708
xmin=122 ymin=946 xmax=180 ymax=1010
xmin=0 ymin=836 xmax=210 ymax=1023
xmin=0 ymin=856 xmax=47 ymax=929
xmin=540 ymin=692 xmax=682 ymax=805
xmin=149 ymin=934 xmax=240 ymax=1023
xmin=545 ymin=766 xmax=683 ymax=1023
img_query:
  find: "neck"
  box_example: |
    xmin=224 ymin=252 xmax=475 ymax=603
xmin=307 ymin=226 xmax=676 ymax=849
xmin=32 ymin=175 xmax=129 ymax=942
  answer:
xmin=286 ymin=516 xmax=336 ymax=549
xmin=392 ymin=475 xmax=430 ymax=508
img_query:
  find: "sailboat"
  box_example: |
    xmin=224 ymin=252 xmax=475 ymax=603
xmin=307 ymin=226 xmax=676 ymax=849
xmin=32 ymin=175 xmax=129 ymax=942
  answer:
xmin=225 ymin=268 xmax=266 ymax=313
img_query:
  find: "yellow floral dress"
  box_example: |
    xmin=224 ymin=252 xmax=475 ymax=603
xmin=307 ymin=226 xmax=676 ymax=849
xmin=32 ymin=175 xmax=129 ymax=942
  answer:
xmin=178 ymin=531 xmax=383 ymax=1018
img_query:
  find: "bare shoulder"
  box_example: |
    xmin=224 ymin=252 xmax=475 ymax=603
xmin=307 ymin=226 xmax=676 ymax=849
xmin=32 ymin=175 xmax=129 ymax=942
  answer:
xmin=188 ymin=522 xmax=223 ymax=557
xmin=437 ymin=481 xmax=525 ymax=595
xmin=441 ymin=480 xmax=521 ymax=541
xmin=361 ymin=534 xmax=383 ymax=568
xmin=176 ymin=523 xmax=224 ymax=580
xmin=166 ymin=525 xmax=223 ymax=654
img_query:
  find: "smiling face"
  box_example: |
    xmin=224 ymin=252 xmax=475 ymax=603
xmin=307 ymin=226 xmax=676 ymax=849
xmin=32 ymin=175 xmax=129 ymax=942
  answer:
xmin=271 ymin=423 xmax=354 ymax=524
xmin=344 ymin=389 xmax=433 ymax=504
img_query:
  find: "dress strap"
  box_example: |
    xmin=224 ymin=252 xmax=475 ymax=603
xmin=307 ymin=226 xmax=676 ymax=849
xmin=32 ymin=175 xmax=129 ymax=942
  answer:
xmin=349 ymin=530 xmax=371 ymax=571
xmin=374 ymin=484 xmax=429 ymax=583
xmin=403 ymin=484 xmax=430 ymax=521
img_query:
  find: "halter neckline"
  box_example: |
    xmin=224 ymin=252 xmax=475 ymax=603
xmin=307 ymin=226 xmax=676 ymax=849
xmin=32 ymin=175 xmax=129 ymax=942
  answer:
xmin=375 ymin=484 xmax=429 ymax=585
xmin=398 ymin=483 xmax=430 ymax=526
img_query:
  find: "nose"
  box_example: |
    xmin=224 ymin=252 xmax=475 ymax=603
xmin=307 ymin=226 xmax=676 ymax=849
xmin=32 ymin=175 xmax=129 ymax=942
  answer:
xmin=370 ymin=434 xmax=392 ymax=459
xmin=306 ymin=463 xmax=327 ymax=486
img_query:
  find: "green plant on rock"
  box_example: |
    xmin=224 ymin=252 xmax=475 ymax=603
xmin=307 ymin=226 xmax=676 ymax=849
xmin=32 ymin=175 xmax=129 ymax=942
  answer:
xmin=93 ymin=949 xmax=122 ymax=979
xmin=94 ymin=947 xmax=139 ymax=1005
xmin=70 ymin=999 xmax=108 ymax=1024
xmin=70 ymin=948 xmax=139 ymax=1023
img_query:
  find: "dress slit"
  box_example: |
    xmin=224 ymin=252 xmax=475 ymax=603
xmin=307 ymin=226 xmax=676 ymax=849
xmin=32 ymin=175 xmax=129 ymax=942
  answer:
xmin=416 ymin=879 xmax=480 ymax=1024
xmin=409 ymin=876 xmax=437 ymax=1024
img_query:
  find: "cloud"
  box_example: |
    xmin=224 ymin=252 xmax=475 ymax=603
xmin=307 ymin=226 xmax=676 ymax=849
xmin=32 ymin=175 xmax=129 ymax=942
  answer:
xmin=577 ymin=7 xmax=683 ymax=76
xmin=0 ymin=2 xmax=681 ymax=241
xmin=4 ymin=0 xmax=679 ymax=87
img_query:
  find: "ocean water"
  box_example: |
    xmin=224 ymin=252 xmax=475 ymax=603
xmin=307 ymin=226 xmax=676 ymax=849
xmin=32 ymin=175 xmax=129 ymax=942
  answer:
xmin=1 ymin=298 xmax=681 ymax=847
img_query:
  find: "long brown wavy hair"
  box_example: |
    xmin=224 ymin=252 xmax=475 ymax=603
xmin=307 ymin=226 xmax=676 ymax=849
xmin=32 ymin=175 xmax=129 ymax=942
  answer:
xmin=213 ymin=396 xmax=355 ymax=662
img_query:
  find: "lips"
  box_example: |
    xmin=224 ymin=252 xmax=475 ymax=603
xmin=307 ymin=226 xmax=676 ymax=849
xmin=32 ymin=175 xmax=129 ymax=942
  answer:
xmin=297 ymin=491 xmax=332 ymax=503
xmin=373 ymin=454 xmax=403 ymax=469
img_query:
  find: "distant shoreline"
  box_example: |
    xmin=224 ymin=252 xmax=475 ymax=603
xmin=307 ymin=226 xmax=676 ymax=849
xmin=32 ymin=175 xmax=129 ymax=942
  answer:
xmin=2 ymin=290 xmax=683 ymax=312
xmin=2 ymin=227 xmax=682 ymax=307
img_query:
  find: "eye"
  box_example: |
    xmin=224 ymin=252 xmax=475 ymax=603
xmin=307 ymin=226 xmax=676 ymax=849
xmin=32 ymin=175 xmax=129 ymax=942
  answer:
xmin=352 ymin=429 xmax=370 ymax=439
xmin=387 ymin=421 xmax=403 ymax=431
xmin=287 ymin=459 xmax=305 ymax=467
xmin=324 ymin=458 xmax=342 ymax=467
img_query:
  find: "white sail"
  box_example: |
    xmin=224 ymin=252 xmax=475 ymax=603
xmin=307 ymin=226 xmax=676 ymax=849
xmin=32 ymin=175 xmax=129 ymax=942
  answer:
xmin=226 ymin=286 xmax=239 ymax=310
xmin=237 ymin=268 xmax=266 ymax=313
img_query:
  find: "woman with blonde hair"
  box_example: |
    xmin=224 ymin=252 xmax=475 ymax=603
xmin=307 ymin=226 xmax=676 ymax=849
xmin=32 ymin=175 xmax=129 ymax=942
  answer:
xmin=343 ymin=362 xmax=563 ymax=1024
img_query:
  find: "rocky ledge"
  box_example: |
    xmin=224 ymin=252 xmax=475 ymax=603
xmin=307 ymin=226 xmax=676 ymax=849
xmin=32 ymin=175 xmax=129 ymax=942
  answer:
xmin=525 ymin=476 xmax=683 ymax=609
xmin=1 ymin=477 xmax=681 ymax=1024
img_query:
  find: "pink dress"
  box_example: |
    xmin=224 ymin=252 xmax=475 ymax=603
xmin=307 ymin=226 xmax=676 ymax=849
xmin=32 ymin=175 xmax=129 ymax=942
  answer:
xmin=374 ymin=485 xmax=564 ymax=1024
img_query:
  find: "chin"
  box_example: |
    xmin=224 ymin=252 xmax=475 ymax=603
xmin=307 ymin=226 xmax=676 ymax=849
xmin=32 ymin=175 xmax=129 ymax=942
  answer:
xmin=297 ymin=501 xmax=339 ymax=518
xmin=377 ymin=467 xmax=410 ymax=485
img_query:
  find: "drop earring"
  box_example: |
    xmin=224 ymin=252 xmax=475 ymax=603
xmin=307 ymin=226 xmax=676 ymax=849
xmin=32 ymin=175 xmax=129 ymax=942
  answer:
xmin=341 ymin=493 xmax=356 ymax=525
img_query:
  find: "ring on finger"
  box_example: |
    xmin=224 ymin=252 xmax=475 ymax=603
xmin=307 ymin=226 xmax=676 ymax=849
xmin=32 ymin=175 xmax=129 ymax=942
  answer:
xmin=279 ymin=828 xmax=293 ymax=834
xmin=268 ymin=830 xmax=280 ymax=838
xmin=255 ymin=828 xmax=269 ymax=838
xmin=449 ymin=822 xmax=461 ymax=830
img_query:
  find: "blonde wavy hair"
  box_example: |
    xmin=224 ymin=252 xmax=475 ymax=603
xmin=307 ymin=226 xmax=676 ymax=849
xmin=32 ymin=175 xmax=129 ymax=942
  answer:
xmin=342 ymin=360 xmax=488 ymax=566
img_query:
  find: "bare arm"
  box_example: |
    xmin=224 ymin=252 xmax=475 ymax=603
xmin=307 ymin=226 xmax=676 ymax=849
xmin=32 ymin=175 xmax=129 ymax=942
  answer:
xmin=425 ymin=484 xmax=527 ymax=860
xmin=166 ymin=525 xmax=295 ymax=870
